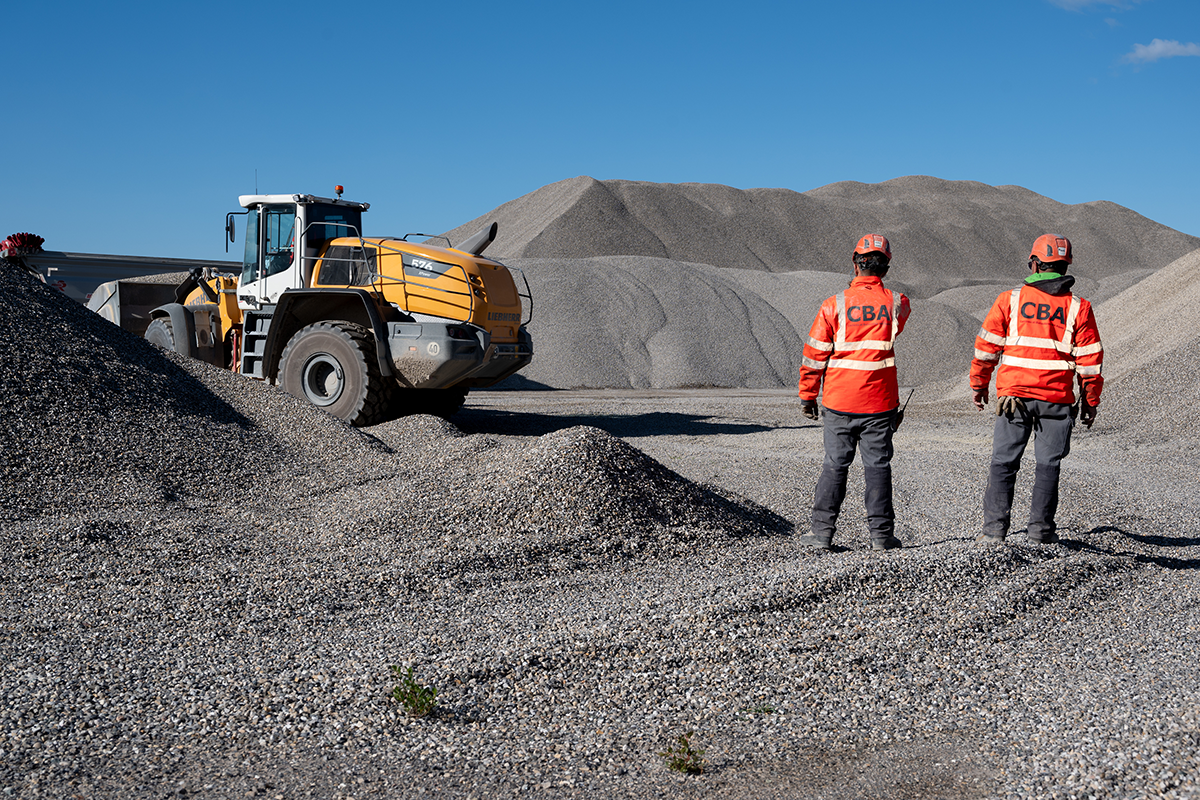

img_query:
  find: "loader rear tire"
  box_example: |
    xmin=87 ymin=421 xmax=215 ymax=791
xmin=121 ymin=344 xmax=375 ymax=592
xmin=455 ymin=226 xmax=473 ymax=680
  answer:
xmin=144 ymin=318 xmax=176 ymax=350
xmin=278 ymin=322 xmax=392 ymax=427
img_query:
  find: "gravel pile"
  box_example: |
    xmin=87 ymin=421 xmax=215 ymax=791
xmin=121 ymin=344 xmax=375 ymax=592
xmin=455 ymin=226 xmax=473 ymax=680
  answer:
xmin=442 ymin=176 xmax=1199 ymax=299
xmin=498 ymin=256 xmax=812 ymax=390
xmin=1092 ymin=339 xmax=1200 ymax=458
xmin=0 ymin=266 xmax=395 ymax=518
xmin=503 ymin=255 xmax=982 ymax=391
xmin=1094 ymin=248 xmax=1200 ymax=380
xmin=1075 ymin=246 xmax=1200 ymax=459
xmin=434 ymin=178 xmax=1199 ymax=391
xmin=445 ymin=424 xmax=789 ymax=569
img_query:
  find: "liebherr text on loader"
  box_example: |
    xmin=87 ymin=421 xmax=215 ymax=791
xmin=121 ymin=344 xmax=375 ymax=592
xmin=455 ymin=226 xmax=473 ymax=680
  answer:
xmin=89 ymin=188 xmax=533 ymax=425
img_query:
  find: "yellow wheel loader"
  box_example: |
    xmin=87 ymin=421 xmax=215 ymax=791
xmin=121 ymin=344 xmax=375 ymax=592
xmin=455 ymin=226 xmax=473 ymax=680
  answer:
xmin=89 ymin=189 xmax=532 ymax=425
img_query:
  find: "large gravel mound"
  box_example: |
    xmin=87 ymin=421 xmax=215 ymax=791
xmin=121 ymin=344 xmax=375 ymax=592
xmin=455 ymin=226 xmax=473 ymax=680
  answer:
xmin=436 ymin=177 xmax=1197 ymax=392
xmin=1071 ymin=248 xmax=1200 ymax=451
xmin=1096 ymin=338 xmax=1200 ymax=450
xmin=444 ymin=176 xmax=1199 ymax=299
xmin=503 ymin=256 xmax=808 ymax=389
xmin=506 ymin=256 xmax=979 ymax=390
xmin=1093 ymin=247 xmax=1200 ymax=379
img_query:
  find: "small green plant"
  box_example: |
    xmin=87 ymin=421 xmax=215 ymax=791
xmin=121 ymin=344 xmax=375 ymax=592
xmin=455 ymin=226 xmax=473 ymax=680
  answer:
xmin=740 ymin=704 xmax=777 ymax=714
xmin=390 ymin=664 xmax=438 ymax=718
xmin=659 ymin=730 xmax=706 ymax=775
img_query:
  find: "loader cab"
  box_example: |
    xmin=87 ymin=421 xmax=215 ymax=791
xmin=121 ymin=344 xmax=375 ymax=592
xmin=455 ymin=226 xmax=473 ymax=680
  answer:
xmin=235 ymin=193 xmax=367 ymax=309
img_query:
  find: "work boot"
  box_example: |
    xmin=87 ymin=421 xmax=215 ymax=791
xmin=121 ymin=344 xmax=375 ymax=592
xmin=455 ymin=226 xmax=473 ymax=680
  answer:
xmin=1027 ymin=531 xmax=1060 ymax=545
xmin=976 ymin=532 xmax=1007 ymax=544
xmin=870 ymin=536 xmax=902 ymax=551
xmin=798 ymin=533 xmax=833 ymax=551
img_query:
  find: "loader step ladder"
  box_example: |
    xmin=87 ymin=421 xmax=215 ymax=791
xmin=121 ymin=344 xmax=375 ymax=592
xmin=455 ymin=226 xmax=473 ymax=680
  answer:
xmin=241 ymin=310 xmax=273 ymax=379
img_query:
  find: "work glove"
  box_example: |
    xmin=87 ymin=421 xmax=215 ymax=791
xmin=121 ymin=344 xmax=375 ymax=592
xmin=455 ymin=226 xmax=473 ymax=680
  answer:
xmin=996 ymin=396 xmax=1027 ymax=418
xmin=1079 ymin=399 xmax=1097 ymax=428
xmin=800 ymin=400 xmax=820 ymax=421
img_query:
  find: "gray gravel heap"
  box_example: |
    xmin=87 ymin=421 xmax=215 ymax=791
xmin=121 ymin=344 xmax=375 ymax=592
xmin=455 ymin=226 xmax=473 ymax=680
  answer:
xmin=0 ymin=265 xmax=396 ymax=519
xmin=440 ymin=177 xmax=1199 ymax=392
xmin=355 ymin=420 xmax=789 ymax=575
xmin=1095 ymin=248 xmax=1200 ymax=380
xmin=4 ymin=252 xmax=1200 ymax=799
xmin=495 ymin=244 xmax=1177 ymax=393
xmin=441 ymin=176 xmax=1200 ymax=299
xmin=502 ymin=255 xmax=983 ymax=391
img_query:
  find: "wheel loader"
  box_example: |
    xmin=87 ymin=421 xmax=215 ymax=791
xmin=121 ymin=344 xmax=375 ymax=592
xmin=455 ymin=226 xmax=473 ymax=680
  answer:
xmin=88 ymin=189 xmax=533 ymax=425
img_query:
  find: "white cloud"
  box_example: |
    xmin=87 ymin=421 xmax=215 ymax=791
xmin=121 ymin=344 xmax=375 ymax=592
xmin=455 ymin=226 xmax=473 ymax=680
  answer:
xmin=1048 ymin=0 xmax=1142 ymax=9
xmin=1122 ymin=38 xmax=1200 ymax=63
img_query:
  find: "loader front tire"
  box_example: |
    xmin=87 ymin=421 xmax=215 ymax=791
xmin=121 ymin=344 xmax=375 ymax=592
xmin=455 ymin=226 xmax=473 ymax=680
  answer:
xmin=144 ymin=318 xmax=176 ymax=350
xmin=278 ymin=322 xmax=392 ymax=427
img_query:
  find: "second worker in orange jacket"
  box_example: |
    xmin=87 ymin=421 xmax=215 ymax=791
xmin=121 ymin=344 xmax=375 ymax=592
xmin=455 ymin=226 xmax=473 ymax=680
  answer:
xmin=970 ymin=234 xmax=1104 ymax=545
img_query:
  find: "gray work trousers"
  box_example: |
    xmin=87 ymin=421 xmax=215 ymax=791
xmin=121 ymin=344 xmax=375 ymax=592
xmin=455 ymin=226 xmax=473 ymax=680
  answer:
xmin=811 ymin=410 xmax=896 ymax=543
xmin=982 ymin=399 xmax=1073 ymax=538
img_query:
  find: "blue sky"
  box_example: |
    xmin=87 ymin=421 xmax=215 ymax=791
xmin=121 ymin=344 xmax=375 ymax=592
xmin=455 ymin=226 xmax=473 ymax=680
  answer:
xmin=1 ymin=0 xmax=1196 ymax=261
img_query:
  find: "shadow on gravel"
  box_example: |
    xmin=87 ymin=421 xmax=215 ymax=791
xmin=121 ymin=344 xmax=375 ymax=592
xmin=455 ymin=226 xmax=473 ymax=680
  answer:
xmin=1109 ymin=526 xmax=1200 ymax=549
xmin=455 ymin=408 xmax=779 ymax=438
xmin=1063 ymin=526 xmax=1200 ymax=570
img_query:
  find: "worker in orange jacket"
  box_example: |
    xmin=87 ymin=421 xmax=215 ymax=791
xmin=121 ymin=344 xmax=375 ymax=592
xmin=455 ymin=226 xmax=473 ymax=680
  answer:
xmin=970 ymin=234 xmax=1104 ymax=544
xmin=798 ymin=234 xmax=911 ymax=551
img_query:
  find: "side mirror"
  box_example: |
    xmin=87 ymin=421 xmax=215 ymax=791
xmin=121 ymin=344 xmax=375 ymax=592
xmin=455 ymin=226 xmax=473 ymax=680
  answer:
xmin=225 ymin=213 xmax=236 ymax=251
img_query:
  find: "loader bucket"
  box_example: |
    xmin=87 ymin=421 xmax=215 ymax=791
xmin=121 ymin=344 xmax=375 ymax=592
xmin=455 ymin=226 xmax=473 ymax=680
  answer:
xmin=87 ymin=279 xmax=182 ymax=336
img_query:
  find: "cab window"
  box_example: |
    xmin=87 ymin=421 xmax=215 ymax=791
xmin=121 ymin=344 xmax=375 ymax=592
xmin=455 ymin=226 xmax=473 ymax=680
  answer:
xmin=240 ymin=210 xmax=260 ymax=284
xmin=305 ymin=204 xmax=362 ymax=251
xmin=318 ymin=245 xmax=377 ymax=286
xmin=263 ymin=205 xmax=296 ymax=277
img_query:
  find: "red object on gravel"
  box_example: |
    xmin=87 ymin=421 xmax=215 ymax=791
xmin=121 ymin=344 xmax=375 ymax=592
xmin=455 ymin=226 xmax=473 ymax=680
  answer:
xmin=0 ymin=232 xmax=45 ymax=258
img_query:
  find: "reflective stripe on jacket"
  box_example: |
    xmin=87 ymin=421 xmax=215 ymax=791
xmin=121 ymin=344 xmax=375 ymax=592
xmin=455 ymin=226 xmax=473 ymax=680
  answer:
xmin=799 ymin=275 xmax=911 ymax=414
xmin=969 ymin=277 xmax=1104 ymax=406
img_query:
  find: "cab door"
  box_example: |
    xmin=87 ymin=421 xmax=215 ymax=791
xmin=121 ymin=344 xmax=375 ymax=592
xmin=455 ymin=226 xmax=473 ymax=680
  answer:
xmin=239 ymin=203 xmax=300 ymax=307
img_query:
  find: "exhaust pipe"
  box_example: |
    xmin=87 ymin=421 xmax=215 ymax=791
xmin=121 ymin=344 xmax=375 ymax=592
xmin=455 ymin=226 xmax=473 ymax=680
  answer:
xmin=456 ymin=222 xmax=498 ymax=256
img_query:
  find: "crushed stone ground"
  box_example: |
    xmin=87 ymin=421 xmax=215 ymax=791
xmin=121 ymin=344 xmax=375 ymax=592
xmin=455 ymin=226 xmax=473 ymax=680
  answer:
xmin=3 ymin=265 xmax=1199 ymax=799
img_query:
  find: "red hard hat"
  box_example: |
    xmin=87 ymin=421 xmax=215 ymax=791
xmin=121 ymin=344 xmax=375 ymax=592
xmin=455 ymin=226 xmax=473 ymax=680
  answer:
xmin=1030 ymin=234 xmax=1072 ymax=264
xmin=854 ymin=234 xmax=892 ymax=260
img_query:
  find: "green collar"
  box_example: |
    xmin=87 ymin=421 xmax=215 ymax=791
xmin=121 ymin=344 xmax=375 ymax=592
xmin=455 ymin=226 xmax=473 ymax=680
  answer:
xmin=1026 ymin=271 xmax=1063 ymax=283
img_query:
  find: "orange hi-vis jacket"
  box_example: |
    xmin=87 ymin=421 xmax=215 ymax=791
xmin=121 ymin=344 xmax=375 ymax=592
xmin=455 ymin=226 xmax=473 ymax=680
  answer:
xmin=799 ymin=276 xmax=911 ymax=414
xmin=970 ymin=275 xmax=1104 ymax=407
